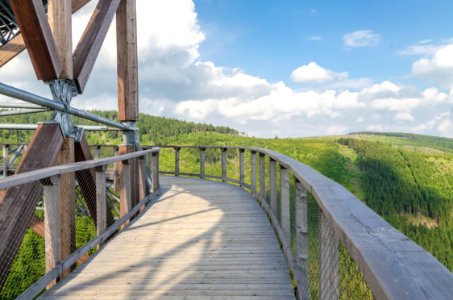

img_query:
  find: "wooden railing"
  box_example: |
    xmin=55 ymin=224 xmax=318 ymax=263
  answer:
xmin=0 ymin=148 xmax=160 ymax=299
xmin=151 ymin=145 xmax=453 ymax=300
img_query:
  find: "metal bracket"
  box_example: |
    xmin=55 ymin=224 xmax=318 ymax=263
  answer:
xmin=74 ymin=126 xmax=85 ymax=143
xmin=48 ymin=79 xmax=78 ymax=137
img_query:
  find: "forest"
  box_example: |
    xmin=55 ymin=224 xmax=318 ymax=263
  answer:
xmin=0 ymin=111 xmax=452 ymax=298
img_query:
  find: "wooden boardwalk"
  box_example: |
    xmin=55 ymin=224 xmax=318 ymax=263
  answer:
xmin=41 ymin=176 xmax=295 ymax=299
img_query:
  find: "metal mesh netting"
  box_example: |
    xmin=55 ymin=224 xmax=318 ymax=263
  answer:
xmin=0 ymin=161 xmax=120 ymax=299
xmin=290 ymin=186 xmax=373 ymax=300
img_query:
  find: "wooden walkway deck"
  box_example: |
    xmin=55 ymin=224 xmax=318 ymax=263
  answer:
xmin=41 ymin=176 xmax=295 ymax=299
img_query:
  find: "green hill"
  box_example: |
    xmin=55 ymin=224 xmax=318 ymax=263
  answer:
xmin=1 ymin=112 xmax=452 ymax=275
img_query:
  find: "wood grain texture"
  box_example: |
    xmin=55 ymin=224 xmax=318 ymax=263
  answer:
xmin=116 ymin=0 xmax=139 ymax=121
xmin=0 ymin=0 xmax=91 ymax=68
xmin=41 ymin=176 xmax=295 ymax=299
xmin=9 ymin=0 xmax=62 ymax=81
xmin=0 ymin=123 xmax=64 ymax=289
xmin=73 ymin=0 xmax=121 ymax=93
xmin=48 ymin=0 xmax=73 ymax=79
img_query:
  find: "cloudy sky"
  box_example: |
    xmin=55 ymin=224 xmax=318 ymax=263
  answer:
xmin=1 ymin=0 xmax=453 ymax=138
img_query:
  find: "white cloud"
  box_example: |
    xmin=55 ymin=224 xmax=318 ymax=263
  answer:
xmin=327 ymin=125 xmax=348 ymax=135
xmin=291 ymin=62 xmax=347 ymax=83
xmin=395 ymin=112 xmax=414 ymax=121
xmin=399 ymin=38 xmax=453 ymax=56
xmin=412 ymin=44 xmax=453 ymax=87
xmin=307 ymin=35 xmax=322 ymax=41
xmin=343 ymin=30 xmax=381 ymax=48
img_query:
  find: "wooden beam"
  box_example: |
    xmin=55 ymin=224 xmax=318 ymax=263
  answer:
xmin=0 ymin=123 xmax=64 ymax=290
xmin=74 ymin=134 xmax=114 ymax=227
xmin=0 ymin=0 xmax=92 ymax=68
xmin=118 ymin=145 xmax=139 ymax=210
xmin=73 ymin=0 xmax=121 ymax=93
xmin=9 ymin=0 xmax=62 ymax=81
xmin=116 ymin=0 xmax=138 ymax=121
xmin=48 ymin=0 xmax=73 ymax=79
xmin=57 ymin=138 xmax=75 ymax=278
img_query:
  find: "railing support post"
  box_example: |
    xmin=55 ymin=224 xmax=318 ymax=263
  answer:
xmin=259 ymin=153 xmax=265 ymax=200
xmin=94 ymin=145 xmax=101 ymax=159
xmin=2 ymin=144 xmax=9 ymax=177
xmin=95 ymin=165 xmax=107 ymax=238
xmin=221 ymin=147 xmax=227 ymax=182
xmin=151 ymin=151 xmax=160 ymax=194
xmin=239 ymin=148 xmax=245 ymax=187
xmin=295 ymin=180 xmax=309 ymax=300
xmin=174 ymin=146 xmax=180 ymax=177
xmin=320 ymin=213 xmax=339 ymax=300
xmin=120 ymin=159 xmax=131 ymax=228
xmin=113 ymin=147 xmax=120 ymax=192
xmin=199 ymin=147 xmax=206 ymax=179
xmin=269 ymin=158 xmax=277 ymax=210
xmin=138 ymin=155 xmax=148 ymax=200
xmin=280 ymin=166 xmax=290 ymax=240
xmin=41 ymin=175 xmax=61 ymax=289
xmin=251 ymin=150 xmax=256 ymax=194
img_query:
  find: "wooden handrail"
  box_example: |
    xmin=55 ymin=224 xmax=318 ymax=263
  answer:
xmin=0 ymin=148 xmax=159 ymax=190
xmin=147 ymin=144 xmax=453 ymax=300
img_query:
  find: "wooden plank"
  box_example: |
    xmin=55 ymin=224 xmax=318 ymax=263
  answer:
xmin=119 ymin=144 xmax=139 ymax=208
xmin=200 ymin=147 xmax=206 ymax=179
xmin=174 ymin=147 xmax=180 ymax=176
xmin=40 ymin=176 xmax=295 ymax=299
xmin=9 ymin=0 xmax=62 ymax=81
xmin=42 ymin=175 xmax=61 ymax=289
xmin=295 ymin=180 xmax=308 ymax=300
xmin=0 ymin=0 xmax=91 ymax=68
xmin=57 ymin=138 xmax=75 ymax=278
xmin=259 ymin=153 xmax=265 ymax=200
xmin=250 ymin=151 xmax=256 ymax=194
xmin=119 ymin=159 xmax=131 ymax=227
xmin=116 ymin=0 xmax=139 ymax=121
xmin=95 ymin=166 xmax=107 ymax=236
xmin=0 ymin=123 xmax=64 ymax=290
xmin=221 ymin=148 xmax=227 ymax=182
xmin=151 ymin=152 xmax=159 ymax=194
xmin=239 ymin=149 xmax=245 ymax=187
xmin=2 ymin=144 xmax=8 ymax=177
xmin=74 ymin=134 xmax=114 ymax=227
xmin=280 ymin=166 xmax=290 ymax=241
xmin=73 ymin=0 xmax=121 ymax=93
xmin=269 ymin=158 xmax=277 ymax=211
xmin=48 ymin=0 xmax=73 ymax=79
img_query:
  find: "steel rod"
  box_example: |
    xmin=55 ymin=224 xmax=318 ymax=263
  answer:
xmin=0 ymin=82 xmax=133 ymax=130
xmin=0 ymin=124 xmax=121 ymax=131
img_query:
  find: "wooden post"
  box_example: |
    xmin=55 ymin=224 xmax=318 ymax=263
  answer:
xmin=200 ymin=147 xmax=206 ymax=179
xmin=259 ymin=153 xmax=266 ymax=200
xmin=48 ymin=0 xmax=73 ymax=79
xmin=2 ymin=145 xmax=8 ymax=177
xmin=41 ymin=175 xmax=61 ymax=289
xmin=151 ymin=152 xmax=159 ymax=194
xmin=221 ymin=148 xmax=227 ymax=182
xmin=251 ymin=151 xmax=256 ymax=194
xmin=113 ymin=147 xmax=120 ymax=191
xmin=138 ymin=155 xmax=148 ymax=200
xmin=94 ymin=146 xmax=101 ymax=159
xmin=280 ymin=166 xmax=290 ymax=240
xmin=120 ymin=159 xmax=131 ymax=228
xmin=269 ymin=158 xmax=277 ymax=210
xmin=174 ymin=147 xmax=180 ymax=177
xmin=57 ymin=138 xmax=75 ymax=278
xmin=320 ymin=213 xmax=339 ymax=300
xmin=95 ymin=165 xmax=107 ymax=237
xmin=239 ymin=148 xmax=245 ymax=187
xmin=116 ymin=0 xmax=138 ymax=121
xmin=295 ymin=180 xmax=309 ymax=300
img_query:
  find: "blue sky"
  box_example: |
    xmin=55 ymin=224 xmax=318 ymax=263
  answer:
xmin=1 ymin=0 xmax=453 ymax=138
xmin=195 ymin=0 xmax=452 ymax=85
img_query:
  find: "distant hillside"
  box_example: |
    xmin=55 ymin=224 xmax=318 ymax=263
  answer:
xmin=349 ymin=131 xmax=453 ymax=152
